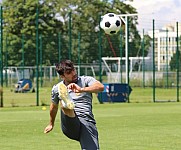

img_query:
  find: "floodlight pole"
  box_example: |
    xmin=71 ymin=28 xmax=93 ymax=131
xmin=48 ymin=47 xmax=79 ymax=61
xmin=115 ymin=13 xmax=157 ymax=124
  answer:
xmin=118 ymin=14 xmax=137 ymax=84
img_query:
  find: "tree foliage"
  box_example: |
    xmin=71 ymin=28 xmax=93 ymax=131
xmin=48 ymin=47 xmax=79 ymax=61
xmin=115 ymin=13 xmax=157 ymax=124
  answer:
xmin=2 ymin=0 xmax=151 ymax=66
xmin=3 ymin=0 xmax=63 ymax=66
xmin=170 ymin=51 xmax=181 ymax=71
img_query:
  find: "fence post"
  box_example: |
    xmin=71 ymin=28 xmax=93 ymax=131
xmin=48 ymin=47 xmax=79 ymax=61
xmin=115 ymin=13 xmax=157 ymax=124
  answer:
xmin=58 ymin=32 xmax=61 ymax=62
xmin=36 ymin=5 xmax=39 ymax=106
xmin=176 ymin=22 xmax=179 ymax=102
xmin=119 ymin=28 xmax=123 ymax=83
xmin=22 ymin=34 xmax=25 ymax=79
xmin=142 ymin=29 xmax=145 ymax=88
xmin=68 ymin=11 xmax=72 ymax=60
xmin=39 ymin=34 xmax=43 ymax=87
xmin=78 ymin=32 xmax=81 ymax=75
xmin=98 ymin=24 xmax=102 ymax=83
xmin=98 ymin=16 xmax=103 ymax=104
xmin=0 ymin=6 xmax=3 ymax=107
xmin=152 ymin=19 xmax=156 ymax=103
xmin=166 ymin=29 xmax=168 ymax=88
xmin=5 ymin=36 xmax=8 ymax=87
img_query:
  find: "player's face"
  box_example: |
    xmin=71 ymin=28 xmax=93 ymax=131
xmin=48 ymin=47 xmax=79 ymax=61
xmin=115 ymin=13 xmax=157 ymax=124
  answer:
xmin=62 ymin=69 xmax=78 ymax=83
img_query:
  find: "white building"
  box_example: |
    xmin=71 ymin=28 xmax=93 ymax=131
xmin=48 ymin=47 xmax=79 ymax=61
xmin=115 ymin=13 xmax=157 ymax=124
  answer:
xmin=148 ymin=22 xmax=181 ymax=71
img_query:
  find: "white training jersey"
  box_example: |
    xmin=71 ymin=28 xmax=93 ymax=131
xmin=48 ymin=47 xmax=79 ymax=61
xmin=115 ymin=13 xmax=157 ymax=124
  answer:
xmin=51 ymin=75 xmax=98 ymax=124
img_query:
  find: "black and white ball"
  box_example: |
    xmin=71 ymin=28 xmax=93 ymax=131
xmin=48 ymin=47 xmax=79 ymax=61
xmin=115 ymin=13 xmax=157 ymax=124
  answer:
xmin=100 ymin=13 xmax=121 ymax=35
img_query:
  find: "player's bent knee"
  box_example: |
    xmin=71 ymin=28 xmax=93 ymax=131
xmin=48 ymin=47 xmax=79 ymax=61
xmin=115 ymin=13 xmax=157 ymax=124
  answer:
xmin=61 ymin=108 xmax=75 ymax=117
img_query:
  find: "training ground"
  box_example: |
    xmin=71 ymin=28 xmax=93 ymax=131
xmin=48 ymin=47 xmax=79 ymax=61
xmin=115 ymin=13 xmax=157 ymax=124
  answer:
xmin=1 ymin=101 xmax=181 ymax=150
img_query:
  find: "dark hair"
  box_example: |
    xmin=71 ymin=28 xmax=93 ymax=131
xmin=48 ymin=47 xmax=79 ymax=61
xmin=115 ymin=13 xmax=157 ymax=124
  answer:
xmin=55 ymin=60 xmax=75 ymax=75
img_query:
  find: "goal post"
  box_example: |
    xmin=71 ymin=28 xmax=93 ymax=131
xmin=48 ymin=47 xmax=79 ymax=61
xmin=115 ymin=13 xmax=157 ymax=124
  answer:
xmin=102 ymin=56 xmax=150 ymax=83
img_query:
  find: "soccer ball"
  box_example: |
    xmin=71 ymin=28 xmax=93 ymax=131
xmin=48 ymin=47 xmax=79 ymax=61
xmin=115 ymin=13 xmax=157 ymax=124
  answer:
xmin=100 ymin=13 xmax=121 ymax=35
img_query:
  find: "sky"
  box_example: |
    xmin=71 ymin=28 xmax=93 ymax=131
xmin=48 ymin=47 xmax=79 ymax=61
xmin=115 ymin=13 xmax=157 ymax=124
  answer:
xmin=124 ymin=0 xmax=181 ymax=32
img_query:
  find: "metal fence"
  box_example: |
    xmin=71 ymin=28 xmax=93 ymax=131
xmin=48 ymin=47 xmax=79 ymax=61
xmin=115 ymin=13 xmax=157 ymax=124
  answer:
xmin=0 ymin=6 xmax=181 ymax=106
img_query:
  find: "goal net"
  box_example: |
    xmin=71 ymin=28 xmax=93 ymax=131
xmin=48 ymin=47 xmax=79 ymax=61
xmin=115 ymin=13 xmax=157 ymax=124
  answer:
xmin=102 ymin=56 xmax=150 ymax=83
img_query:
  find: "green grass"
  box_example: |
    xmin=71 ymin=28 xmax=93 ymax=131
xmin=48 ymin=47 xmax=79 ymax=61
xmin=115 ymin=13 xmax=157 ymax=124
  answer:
xmin=130 ymin=87 xmax=180 ymax=103
xmin=2 ymin=87 xmax=52 ymax=107
xmin=2 ymin=87 xmax=181 ymax=107
xmin=1 ymin=103 xmax=181 ymax=150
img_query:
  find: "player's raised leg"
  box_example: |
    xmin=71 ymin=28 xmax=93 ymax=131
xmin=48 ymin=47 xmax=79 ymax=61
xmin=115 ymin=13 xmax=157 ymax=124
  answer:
xmin=58 ymin=83 xmax=75 ymax=110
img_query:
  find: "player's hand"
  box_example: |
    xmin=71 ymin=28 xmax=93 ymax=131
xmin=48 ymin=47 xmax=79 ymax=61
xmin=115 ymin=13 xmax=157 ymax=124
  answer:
xmin=44 ymin=124 xmax=53 ymax=133
xmin=67 ymin=83 xmax=81 ymax=93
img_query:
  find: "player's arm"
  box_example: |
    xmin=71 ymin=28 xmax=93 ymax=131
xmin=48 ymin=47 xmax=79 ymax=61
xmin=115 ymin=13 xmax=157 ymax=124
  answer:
xmin=68 ymin=80 xmax=104 ymax=93
xmin=81 ymin=81 xmax=104 ymax=93
xmin=44 ymin=102 xmax=58 ymax=133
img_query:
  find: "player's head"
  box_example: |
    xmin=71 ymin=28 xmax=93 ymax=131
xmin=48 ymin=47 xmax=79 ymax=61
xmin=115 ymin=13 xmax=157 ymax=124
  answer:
xmin=55 ymin=59 xmax=78 ymax=83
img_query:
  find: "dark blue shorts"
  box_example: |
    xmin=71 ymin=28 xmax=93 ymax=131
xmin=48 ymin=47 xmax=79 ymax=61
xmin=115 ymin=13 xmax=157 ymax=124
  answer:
xmin=61 ymin=110 xmax=99 ymax=150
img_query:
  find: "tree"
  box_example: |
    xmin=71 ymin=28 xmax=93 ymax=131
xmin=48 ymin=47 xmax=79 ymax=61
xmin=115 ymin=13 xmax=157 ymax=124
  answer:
xmin=2 ymin=0 xmax=151 ymax=66
xmin=53 ymin=0 xmax=150 ymax=63
xmin=3 ymin=0 xmax=63 ymax=66
xmin=170 ymin=51 xmax=181 ymax=71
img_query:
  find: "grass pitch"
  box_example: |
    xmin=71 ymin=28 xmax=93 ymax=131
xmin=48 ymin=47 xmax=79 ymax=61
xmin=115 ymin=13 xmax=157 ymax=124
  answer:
xmin=1 ymin=102 xmax=181 ymax=150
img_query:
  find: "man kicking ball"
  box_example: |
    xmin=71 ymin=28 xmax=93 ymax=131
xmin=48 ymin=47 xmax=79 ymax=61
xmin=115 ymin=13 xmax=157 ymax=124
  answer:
xmin=44 ymin=59 xmax=104 ymax=150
